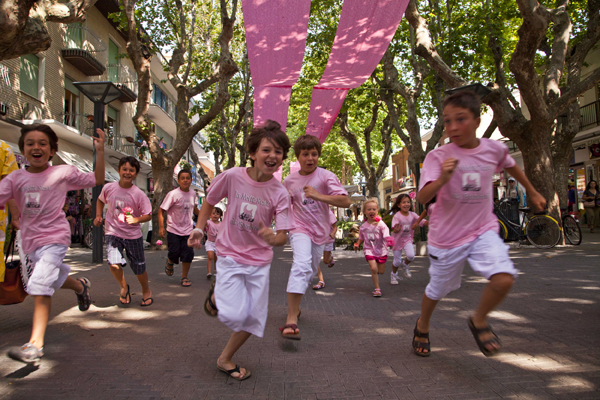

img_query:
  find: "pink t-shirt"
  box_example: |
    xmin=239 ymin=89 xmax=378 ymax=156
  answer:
xmin=99 ymin=182 xmax=152 ymax=240
xmin=205 ymin=220 xmax=220 ymax=242
xmin=283 ymin=167 xmax=347 ymax=245
xmin=358 ymin=220 xmax=390 ymax=257
xmin=206 ymin=167 xmax=293 ymax=266
xmin=0 ymin=165 xmax=95 ymax=254
xmin=160 ymin=188 xmax=195 ymax=236
xmin=418 ymin=138 xmax=516 ymax=249
xmin=391 ymin=211 xmax=424 ymax=250
xmin=325 ymin=211 xmax=337 ymax=244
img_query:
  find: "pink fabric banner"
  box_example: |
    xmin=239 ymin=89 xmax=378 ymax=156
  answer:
xmin=306 ymin=0 xmax=409 ymax=142
xmin=242 ymin=0 xmax=311 ymax=129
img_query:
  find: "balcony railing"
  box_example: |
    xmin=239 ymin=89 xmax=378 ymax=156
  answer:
xmin=107 ymin=64 xmax=138 ymax=102
xmin=557 ymin=99 xmax=600 ymax=134
xmin=0 ymin=64 xmax=14 ymax=116
xmin=61 ymin=24 xmax=106 ymax=76
xmin=60 ymin=113 xmax=95 ymax=136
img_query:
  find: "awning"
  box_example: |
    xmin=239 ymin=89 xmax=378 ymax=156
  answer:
xmin=343 ymin=184 xmax=360 ymax=194
xmin=56 ymin=150 xmax=120 ymax=182
xmin=350 ymin=193 xmax=366 ymax=202
xmin=390 ymin=186 xmax=416 ymax=200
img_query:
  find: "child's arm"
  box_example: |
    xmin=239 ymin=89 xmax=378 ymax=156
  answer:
xmin=158 ymin=209 xmax=166 ymax=238
xmin=125 ymin=213 xmax=151 ymax=224
xmin=303 ymin=186 xmax=351 ymax=208
xmin=94 ymin=199 xmax=105 ymax=226
xmin=189 ymin=201 xmax=215 ymax=248
xmin=8 ymin=199 xmax=19 ymax=230
xmin=505 ymin=165 xmax=546 ymax=211
xmin=412 ymin=209 xmax=428 ymax=230
xmin=416 ymin=158 xmax=458 ymax=204
xmin=93 ymin=129 xmax=105 ymax=186
xmin=330 ymin=222 xmax=337 ymax=239
xmin=353 ymin=238 xmax=363 ymax=250
xmin=193 ymin=205 xmax=200 ymax=215
xmin=258 ymin=223 xmax=288 ymax=247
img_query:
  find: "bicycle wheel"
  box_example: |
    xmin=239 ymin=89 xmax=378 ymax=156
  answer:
xmin=525 ymin=215 xmax=561 ymax=248
xmin=498 ymin=220 xmax=508 ymax=240
xmin=84 ymin=230 xmax=93 ymax=249
xmin=562 ymin=215 xmax=582 ymax=245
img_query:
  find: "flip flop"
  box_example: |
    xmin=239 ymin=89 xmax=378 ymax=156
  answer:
xmin=181 ymin=277 xmax=192 ymax=287
xmin=468 ymin=318 xmax=501 ymax=357
xmin=279 ymin=324 xmax=301 ymax=340
xmin=141 ymin=297 xmax=154 ymax=307
xmin=165 ymin=262 xmax=174 ymax=276
xmin=119 ymin=284 xmax=131 ymax=305
xmin=217 ymin=364 xmax=252 ymax=381
xmin=204 ymin=283 xmax=218 ymax=317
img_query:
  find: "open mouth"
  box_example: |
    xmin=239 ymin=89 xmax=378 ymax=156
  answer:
xmin=265 ymin=161 xmax=277 ymax=168
xmin=32 ymin=153 xmax=43 ymax=160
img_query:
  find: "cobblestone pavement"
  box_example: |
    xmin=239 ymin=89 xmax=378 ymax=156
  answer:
xmin=1 ymin=231 xmax=599 ymax=400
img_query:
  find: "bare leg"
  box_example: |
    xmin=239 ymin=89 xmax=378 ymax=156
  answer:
xmin=217 ymin=331 xmax=252 ymax=379
xmin=29 ymin=296 xmax=51 ymax=349
xmin=207 ymin=252 xmax=215 ymax=275
xmin=135 ymin=271 xmax=152 ymax=304
xmin=182 ymin=262 xmax=191 ymax=279
xmin=322 ymin=251 xmax=332 ymax=264
xmin=283 ymin=293 xmax=302 ymax=335
xmin=109 ymin=264 xmax=129 ymax=302
xmin=316 ymin=266 xmax=324 ymax=283
xmin=368 ymin=259 xmax=379 ymax=289
xmin=414 ymin=294 xmax=440 ymax=355
xmin=61 ymin=275 xmax=84 ymax=293
xmin=471 ymin=273 xmax=514 ymax=352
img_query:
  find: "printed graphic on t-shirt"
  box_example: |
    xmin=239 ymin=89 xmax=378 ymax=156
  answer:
xmin=301 ymin=192 xmax=315 ymax=206
xmin=182 ymin=200 xmax=191 ymax=210
xmin=462 ymin=172 xmax=481 ymax=192
xmin=115 ymin=199 xmax=126 ymax=218
xmin=402 ymin=224 xmax=410 ymax=233
xmin=367 ymin=232 xmax=376 ymax=241
xmin=239 ymin=202 xmax=257 ymax=222
xmin=25 ymin=192 xmax=40 ymax=209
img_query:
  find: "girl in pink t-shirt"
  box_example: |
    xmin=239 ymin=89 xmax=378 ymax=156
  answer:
xmin=0 ymin=124 xmax=105 ymax=364
xmin=390 ymin=194 xmax=426 ymax=283
xmin=354 ymin=198 xmax=394 ymax=297
xmin=204 ymin=207 xmax=222 ymax=279
xmin=187 ymin=120 xmax=293 ymax=381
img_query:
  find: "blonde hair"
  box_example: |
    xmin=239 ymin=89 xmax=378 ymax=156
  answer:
xmin=362 ymin=197 xmax=379 ymax=212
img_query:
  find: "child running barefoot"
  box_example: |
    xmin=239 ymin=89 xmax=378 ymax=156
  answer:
xmin=282 ymin=135 xmax=350 ymax=339
xmin=354 ymin=198 xmax=394 ymax=297
xmin=187 ymin=120 xmax=293 ymax=381
xmin=95 ymin=156 xmax=153 ymax=307
xmin=204 ymin=207 xmax=222 ymax=279
xmin=159 ymin=169 xmax=199 ymax=287
xmin=390 ymin=194 xmax=425 ymax=283
xmin=412 ymin=91 xmax=546 ymax=358
xmin=312 ymin=211 xmax=337 ymax=290
xmin=0 ymin=124 xmax=104 ymax=363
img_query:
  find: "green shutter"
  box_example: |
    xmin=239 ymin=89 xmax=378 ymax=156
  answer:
xmin=65 ymin=23 xmax=83 ymax=49
xmin=108 ymin=40 xmax=119 ymax=83
xmin=20 ymin=54 xmax=39 ymax=98
xmin=107 ymin=106 xmax=118 ymax=120
xmin=64 ymin=77 xmax=80 ymax=96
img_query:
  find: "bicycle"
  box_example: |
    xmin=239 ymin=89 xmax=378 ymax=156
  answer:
xmin=494 ymin=198 xmax=561 ymax=249
xmin=561 ymin=207 xmax=582 ymax=245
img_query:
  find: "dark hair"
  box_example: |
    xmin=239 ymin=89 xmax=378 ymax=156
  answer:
xmin=442 ymin=90 xmax=481 ymax=118
xmin=118 ymin=156 xmax=140 ymax=173
xmin=293 ymin=134 xmax=321 ymax=158
xmin=246 ymin=120 xmax=290 ymax=166
xmin=19 ymin=124 xmax=59 ymax=162
xmin=586 ymin=180 xmax=597 ymax=191
xmin=178 ymin=169 xmax=192 ymax=179
xmin=213 ymin=206 xmax=223 ymax=220
xmin=391 ymin=193 xmax=413 ymax=213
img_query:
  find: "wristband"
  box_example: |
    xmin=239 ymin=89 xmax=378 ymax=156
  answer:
xmin=193 ymin=228 xmax=203 ymax=234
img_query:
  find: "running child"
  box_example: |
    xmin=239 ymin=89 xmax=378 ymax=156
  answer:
xmin=204 ymin=207 xmax=222 ymax=279
xmin=95 ymin=156 xmax=153 ymax=307
xmin=0 ymin=124 xmax=104 ymax=363
xmin=354 ymin=198 xmax=394 ymax=297
xmin=412 ymin=90 xmax=545 ymax=357
xmin=312 ymin=211 xmax=337 ymax=290
xmin=187 ymin=120 xmax=293 ymax=381
xmin=390 ymin=194 xmax=426 ymax=283
xmin=282 ymin=134 xmax=350 ymax=339
xmin=159 ymin=169 xmax=199 ymax=287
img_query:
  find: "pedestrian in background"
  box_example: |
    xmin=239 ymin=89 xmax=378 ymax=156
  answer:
xmin=582 ymin=180 xmax=599 ymax=232
xmin=0 ymin=140 xmax=19 ymax=283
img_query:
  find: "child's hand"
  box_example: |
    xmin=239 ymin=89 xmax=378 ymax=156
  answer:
xmin=93 ymin=216 xmax=103 ymax=227
xmin=440 ymin=158 xmax=458 ymax=184
xmin=393 ymin=224 xmax=401 ymax=233
xmin=411 ymin=222 xmax=418 ymax=230
xmin=303 ymin=185 xmax=320 ymax=201
xmin=258 ymin=222 xmax=276 ymax=246
xmin=385 ymin=236 xmax=395 ymax=248
xmin=528 ymin=190 xmax=547 ymax=212
xmin=330 ymin=231 xmax=336 ymax=239
xmin=353 ymin=242 xmax=359 ymax=249
xmin=158 ymin=227 xmax=166 ymax=238
xmin=187 ymin=229 xmax=203 ymax=249
xmin=94 ymin=129 xmax=105 ymax=150
xmin=125 ymin=214 xmax=137 ymax=224
xmin=423 ymin=220 xmax=429 ymax=227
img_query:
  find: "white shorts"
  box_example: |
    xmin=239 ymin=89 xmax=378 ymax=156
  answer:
xmin=425 ymin=230 xmax=517 ymax=301
xmin=323 ymin=242 xmax=334 ymax=252
xmin=205 ymin=240 xmax=217 ymax=253
xmin=21 ymin=243 xmax=70 ymax=296
xmin=214 ymin=256 xmax=270 ymax=337
xmin=287 ymin=233 xmax=325 ymax=294
xmin=392 ymin=242 xmax=415 ymax=267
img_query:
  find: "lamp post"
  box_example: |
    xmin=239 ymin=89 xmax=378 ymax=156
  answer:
xmin=444 ymin=83 xmax=492 ymax=99
xmin=73 ymin=81 xmax=125 ymax=263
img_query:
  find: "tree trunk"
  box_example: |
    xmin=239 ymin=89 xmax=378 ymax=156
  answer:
xmin=150 ymin=163 xmax=175 ymax=245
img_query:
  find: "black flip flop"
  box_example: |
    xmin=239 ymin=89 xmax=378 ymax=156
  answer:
xmin=468 ymin=318 xmax=501 ymax=357
xmin=217 ymin=364 xmax=252 ymax=381
xmin=141 ymin=297 xmax=154 ymax=307
xmin=119 ymin=284 xmax=131 ymax=305
xmin=165 ymin=262 xmax=174 ymax=276
xmin=204 ymin=283 xmax=218 ymax=317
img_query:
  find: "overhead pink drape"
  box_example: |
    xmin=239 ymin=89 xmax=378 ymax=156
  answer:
xmin=305 ymin=0 xmax=409 ymax=143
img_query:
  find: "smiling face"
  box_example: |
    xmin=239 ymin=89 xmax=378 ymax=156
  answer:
xmin=22 ymin=130 xmax=55 ymax=172
xmin=364 ymin=201 xmax=379 ymax=221
xmin=118 ymin=162 xmax=139 ymax=187
xmin=178 ymin=172 xmax=192 ymax=191
xmin=298 ymin=148 xmax=319 ymax=175
xmin=400 ymin=197 xmax=411 ymax=213
xmin=249 ymin=138 xmax=284 ymax=178
xmin=210 ymin=208 xmax=221 ymax=222
xmin=443 ymin=104 xmax=480 ymax=149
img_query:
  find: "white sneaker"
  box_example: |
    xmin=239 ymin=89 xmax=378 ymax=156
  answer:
xmin=390 ymin=272 xmax=399 ymax=285
xmin=402 ymin=266 xmax=412 ymax=279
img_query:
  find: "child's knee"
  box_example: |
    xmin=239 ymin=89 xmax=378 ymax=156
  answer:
xmin=109 ymin=263 xmax=122 ymax=271
xmin=489 ymin=273 xmax=514 ymax=293
xmin=369 ymin=266 xmax=378 ymax=274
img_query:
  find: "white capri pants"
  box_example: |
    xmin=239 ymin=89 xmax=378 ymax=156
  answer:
xmin=392 ymin=242 xmax=415 ymax=267
xmin=205 ymin=240 xmax=217 ymax=253
xmin=287 ymin=233 xmax=325 ymax=294
xmin=22 ymin=244 xmax=70 ymax=296
xmin=425 ymin=230 xmax=517 ymax=301
xmin=214 ymin=256 xmax=270 ymax=337
xmin=323 ymin=242 xmax=334 ymax=252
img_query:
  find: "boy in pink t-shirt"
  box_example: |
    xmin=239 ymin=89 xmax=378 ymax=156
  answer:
xmin=0 ymin=124 xmax=104 ymax=364
xmin=187 ymin=120 xmax=293 ymax=381
xmin=95 ymin=156 xmax=153 ymax=307
xmin=159 ymin=169 xmax=199 ymax=287
xmin=412 ymin=91 xmax=546 ymax=358
xmin=281 ymin=135 xmax=350 ymax=340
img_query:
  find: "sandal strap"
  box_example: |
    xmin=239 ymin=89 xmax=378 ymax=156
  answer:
xmin=413 ymin=328 xmax=429 ymax=339
xmin=412 ymin=340 xmax=430 ymax=351
xmin=279 ymin=324 xmax=298 ymax=332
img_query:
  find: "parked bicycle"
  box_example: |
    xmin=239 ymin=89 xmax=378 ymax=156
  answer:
xmin=561 ymin=207 xmax=582 ymax=245
xmin=494 ymin=198 xmax=561 ymax=249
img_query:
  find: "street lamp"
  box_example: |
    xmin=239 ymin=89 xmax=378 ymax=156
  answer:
xmin=444 ymin=83 xmax=492 ymax=100
xmin=73 ymin=81 xmax=125 ymax=263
